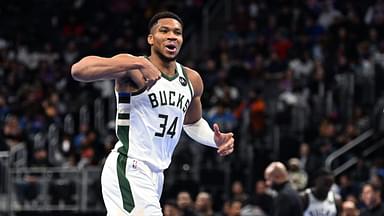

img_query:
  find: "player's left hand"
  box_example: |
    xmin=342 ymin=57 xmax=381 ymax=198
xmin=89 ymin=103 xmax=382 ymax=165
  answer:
xmin=213 ymin=123 xmax=235 ymax=156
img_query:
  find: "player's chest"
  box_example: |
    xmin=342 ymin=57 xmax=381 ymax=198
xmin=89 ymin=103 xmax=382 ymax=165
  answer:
xmin=134 ymin=79 xmax=192 ymax=114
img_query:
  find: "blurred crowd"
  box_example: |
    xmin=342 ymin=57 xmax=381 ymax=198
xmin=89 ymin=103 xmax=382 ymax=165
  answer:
xmin=1 ymin=0 xmax=384 ymax=215
xmin=161 ymin=162 xmax=384 ymax=216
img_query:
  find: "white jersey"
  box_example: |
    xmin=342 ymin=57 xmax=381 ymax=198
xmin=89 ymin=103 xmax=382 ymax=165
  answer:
xmin=304 ymin=189 xmax=337 ymax=216
xmin=112 ymin=62 xmax=193 ymax=171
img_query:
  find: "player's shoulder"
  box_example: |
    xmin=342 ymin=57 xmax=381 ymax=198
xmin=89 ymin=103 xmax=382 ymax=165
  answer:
xmin=181 ymin=66 xmax=202 ymax=82
xmin=180 ymin=65 xmax=203 ymax=96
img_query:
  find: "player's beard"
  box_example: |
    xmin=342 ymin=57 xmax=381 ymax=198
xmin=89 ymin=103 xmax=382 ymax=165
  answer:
xmin=154 ymin=47 xmax=177 ymax=62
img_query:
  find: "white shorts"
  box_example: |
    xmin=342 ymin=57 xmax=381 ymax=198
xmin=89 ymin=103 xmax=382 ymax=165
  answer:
xmin=101 ymin=151 xmax=164 ymax=216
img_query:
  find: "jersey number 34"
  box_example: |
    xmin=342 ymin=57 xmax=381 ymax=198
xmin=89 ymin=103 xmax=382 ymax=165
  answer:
xmin=155 ymin=114 xmax=178 ymax=138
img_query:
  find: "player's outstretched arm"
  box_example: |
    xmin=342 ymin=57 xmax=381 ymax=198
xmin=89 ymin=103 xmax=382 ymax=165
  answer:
xmin=183 ymin=68 xmax=234 ymax=156
xmin=71 ymin=54 xmax=161 ymax=84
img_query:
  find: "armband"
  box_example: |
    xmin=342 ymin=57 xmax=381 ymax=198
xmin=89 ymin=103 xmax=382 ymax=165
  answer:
xmin=183 ymin=118 xmax=217 ymax=148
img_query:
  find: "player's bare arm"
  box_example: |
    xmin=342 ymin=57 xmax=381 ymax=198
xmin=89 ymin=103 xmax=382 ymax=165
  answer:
xmin=183 ymin=67 xmax=203 ymax=125
xmin=71 ymin=54 xmax=161 ymax=87
xmin=183 ymin=67 xmax=235 ymax=156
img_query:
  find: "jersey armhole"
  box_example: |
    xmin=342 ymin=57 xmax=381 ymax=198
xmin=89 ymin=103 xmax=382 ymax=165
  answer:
xmin=131 ymin=86 xmax=146 ymax=96
xmin=181 ymin=66 xmax=194 ymax=98
xmin=302 ymin=189 xmax=310 ymax=211
xmin=332 ymin=192 xmax=340 ymax=214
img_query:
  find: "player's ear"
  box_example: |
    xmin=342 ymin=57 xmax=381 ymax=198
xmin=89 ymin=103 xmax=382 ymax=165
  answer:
xmin=147 ymin=34 xmax=154 ymax=45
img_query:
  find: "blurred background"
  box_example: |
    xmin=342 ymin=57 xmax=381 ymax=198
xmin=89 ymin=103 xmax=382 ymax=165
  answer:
xmin=1 ymin=0 xmax=384 ymax=215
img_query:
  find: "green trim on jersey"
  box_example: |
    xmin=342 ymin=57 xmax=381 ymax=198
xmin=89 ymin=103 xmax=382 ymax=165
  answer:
xmin=116 ymin=92 xmax=131 ymax=154
xmin=118 ymin=94 xmax=131 ymax=103
xmin=143 ymin=55 xmax=179 ymax=81
xmin=117 ymin=152 xmax=135 ymax=212
xmin=118 ymin=113 xmax=130 ymax=120
xmin=181 ymin=66 xmax=194 ymax=98
xmin=161 ymin=70 xmax=179 ymax=81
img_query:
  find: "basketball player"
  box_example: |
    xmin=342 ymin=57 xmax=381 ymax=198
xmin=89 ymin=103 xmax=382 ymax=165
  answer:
xmin=71 ymin=11 xmax=235 ymax=215
xmin=301 ymin=168 xmax=341 ymax=216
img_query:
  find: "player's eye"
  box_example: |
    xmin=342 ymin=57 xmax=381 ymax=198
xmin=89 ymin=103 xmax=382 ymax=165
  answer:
xmin=159 ymin=28 xmax=168 ymax=33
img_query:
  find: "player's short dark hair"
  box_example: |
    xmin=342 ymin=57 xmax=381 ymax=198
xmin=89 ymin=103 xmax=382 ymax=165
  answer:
xmin=314 ymin=167 xmax=333 ymax=179
xmin=148 ymin=11 xmax=183 ymax=32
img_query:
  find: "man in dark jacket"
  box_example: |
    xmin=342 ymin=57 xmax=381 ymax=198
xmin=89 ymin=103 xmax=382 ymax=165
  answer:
xmin=264 ymin=161 xmax=303 ymax=216
xmin=360 ymin=182 xmax=384 ymax=216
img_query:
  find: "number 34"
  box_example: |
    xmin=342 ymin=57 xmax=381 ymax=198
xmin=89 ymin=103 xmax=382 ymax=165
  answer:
xmin=155 ymin=114 xmax=178 ymax=138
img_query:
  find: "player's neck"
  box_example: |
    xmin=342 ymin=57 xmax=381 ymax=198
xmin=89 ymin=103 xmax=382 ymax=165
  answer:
xmin=312 ymin=188 xmax=328 ymax=201
xmin=148 ymin=55 xmax=176 ymax=76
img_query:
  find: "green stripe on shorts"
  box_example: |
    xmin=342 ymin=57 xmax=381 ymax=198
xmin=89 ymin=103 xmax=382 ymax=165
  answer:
xmin=116 ymin=125 xmax=133 ymax=212
xmin=117 ymin=153 xmax=135 ymax=212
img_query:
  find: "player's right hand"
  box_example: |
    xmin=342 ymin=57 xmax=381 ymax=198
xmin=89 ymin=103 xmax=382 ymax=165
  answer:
xmin=214 ymin=123 xmax=235 ymax=156
xmin=139 ymin=57 xmax=161 ymax=89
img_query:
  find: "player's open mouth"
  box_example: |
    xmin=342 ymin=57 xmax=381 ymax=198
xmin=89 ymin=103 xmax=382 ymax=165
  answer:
xmin=165 ymin=44 xmax=177 ymax=53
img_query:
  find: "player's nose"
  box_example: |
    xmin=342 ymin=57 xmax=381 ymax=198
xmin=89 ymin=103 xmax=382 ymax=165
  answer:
xmin=166 ymin=32 xmax=178 ymax=40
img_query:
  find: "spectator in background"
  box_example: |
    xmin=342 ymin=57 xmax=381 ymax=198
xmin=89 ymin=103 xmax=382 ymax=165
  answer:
xmin=264 ymin=51 xmax=286 ymax=87
xmin=369 ymin=158 xmax=384 ymax=187
xmin=232 ymin=87 xmax=266 ymax=149
xmin=337 ymin=174 xmax=359 ymax=201
xmin=230 ymin=181 xmax=248 ymax=203
xmin=2 ymin=114 xmax=29 ymax=167
xmin=177 ymin=191 xmax=197 ymax=216
xmin=309 ymin=119 xmax=336 ymax=180
xmin=225 ymin=199 xmax=242 ymax=216
xmin=341 ymin=200 xmax=359 ymax=216
xmin=271 ymin=30 xmax=293 ymax=61
xmin=370 ymin=174 xmax=384 ymax=190
xmin=77 ymin=130 xmax=100 ymax=168
xmin=2 ymin=114 xmax=26 ymax=150
xmin=248 ymin=88 xmax=266 ymax=138
xmin=318 ymin=0 xmax=342 ymax=29
xmin=194 ymin=192 xmax=215 ymax=216
xmin=264 ymin=162 xmax=303 ymax=216
xmin=351 ymin=158 xmax=370 ymax=184
xmin=209 ymin=71 xmax=239 ymax=107
xmin=248 ymin=180 xmax=273 ymax=215
xmin=298 ymin=143 xmax=318 ymax=184
xmin=336 ymin=122 xmax=359 ymax=148
xmin=360 ymin=183 xmax=384 ymax=216
xmin=16 ymin=146 xmax=50 ymax=205
xmin=287 ymin=157 xmax=308 ymax=191
xmin=207 ymin=102 xmax=237 ymax=133
xmin=0 ymin=94 xmax=9 ymax=123
xmin=288 ymin=51 xmax=314 ymax=84
xmin=240 ymin=200 xmax=267 ymax=216
xmin=164 ymin=199 xmax=182 ymax=216
xmin=365 ymin=0 xmax=384 ymax=26
xmin=72 ymin=123 xmax=90 ymax=154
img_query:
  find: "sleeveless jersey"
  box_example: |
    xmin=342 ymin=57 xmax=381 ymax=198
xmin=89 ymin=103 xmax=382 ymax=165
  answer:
xmin=304 ymin=189 xmax=337 ymax=216
xmin=112 ymin=62 xmax=194 ymax=171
